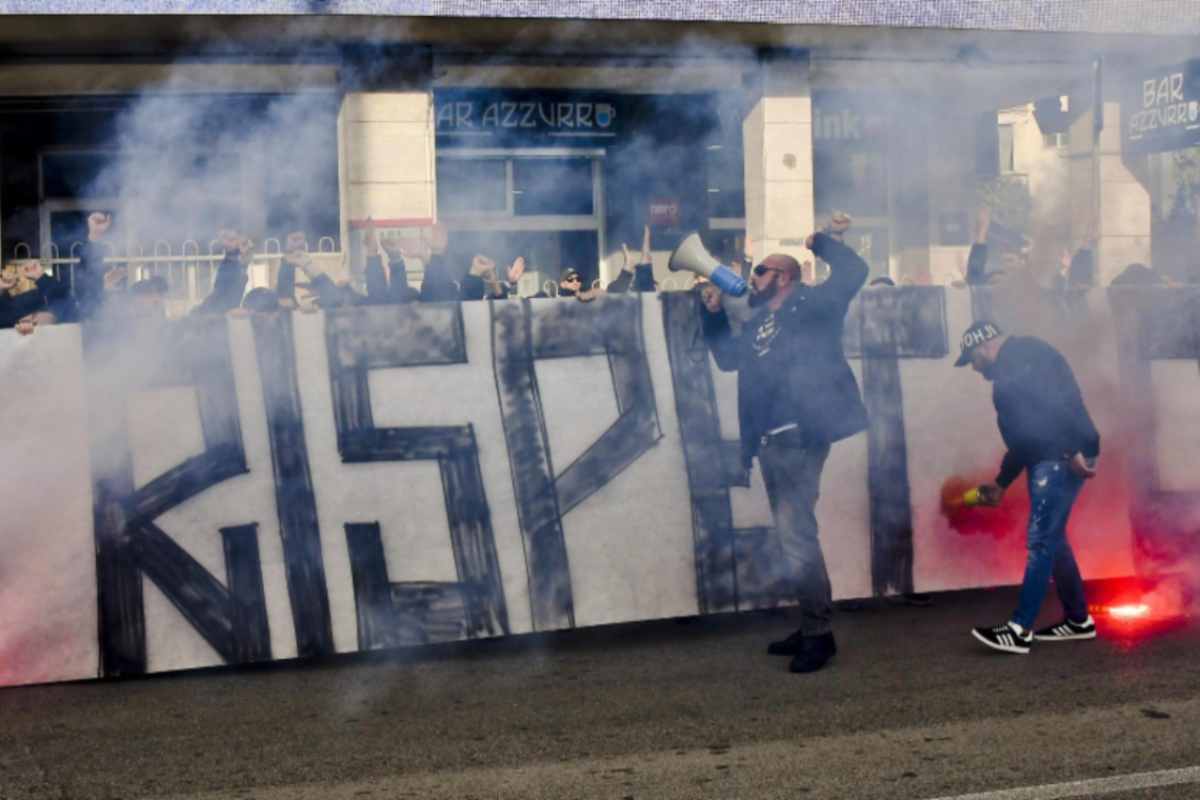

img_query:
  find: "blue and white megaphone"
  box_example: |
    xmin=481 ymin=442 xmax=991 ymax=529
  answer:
xmin=668 ymin=232 xmax=748 ymax=297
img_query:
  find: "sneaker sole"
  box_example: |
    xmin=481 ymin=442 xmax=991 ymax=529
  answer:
xmin=1033 ymin=631 xmax=1096 ymax=642
xmin=972 ymin=628 xmax=1031 ymax=654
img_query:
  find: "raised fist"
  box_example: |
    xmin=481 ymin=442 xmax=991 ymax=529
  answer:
xmin=827 ymin=211 xmax=852 ymax=239
xmin=470 ymin=254 xmax=496 ymax=277
xmin=285 ymin=231 xmax=307 ymax=254
xmin=87 ymin=212 xmax=112 ymax=241
xmin=217 ymin=228 xmax=242 ymax=254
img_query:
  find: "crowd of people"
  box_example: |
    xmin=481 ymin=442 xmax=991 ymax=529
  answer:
xmin=0 ymin=212 xmax=665 ymax=335
xmin=0 ymin=205 xmax=1189 ymax=337
xmin=962 ymin=205 xmax=1187 ymax=291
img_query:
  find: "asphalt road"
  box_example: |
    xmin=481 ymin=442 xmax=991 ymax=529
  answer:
xmin=2 ymin=584 xmax=1197 ymax=800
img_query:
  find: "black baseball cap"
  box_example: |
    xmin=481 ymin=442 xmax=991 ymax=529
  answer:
xmin=954 ymin=320 xmax=1003 ymax=367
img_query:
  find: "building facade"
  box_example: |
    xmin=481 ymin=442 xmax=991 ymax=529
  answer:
xmin=0 ymin=11 xmax=1197 ymax=304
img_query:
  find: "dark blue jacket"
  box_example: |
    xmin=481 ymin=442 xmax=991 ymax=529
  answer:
xmin=990 ymin=335 xmax=1100 ymax=487
xmin=702 ymin=233 xmax=870 ymax=466
xmin=194 ymin=251 xmax=247 ymax=315
xmin=364 ymin=255 xmax=421 ymax=304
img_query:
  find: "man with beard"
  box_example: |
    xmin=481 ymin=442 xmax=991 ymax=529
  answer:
xmin=699 ymin=226 xmax=869 ymax=673
xmin=956 ymin=320 xmax=1100 ymax=654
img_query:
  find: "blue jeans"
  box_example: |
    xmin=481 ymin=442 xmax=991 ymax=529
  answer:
xmin=1012 ymin=460 xmax=1089 ymax=629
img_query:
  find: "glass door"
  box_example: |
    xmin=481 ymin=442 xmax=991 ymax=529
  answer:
xmin=436 ymin=148 xmax=606 ymax=292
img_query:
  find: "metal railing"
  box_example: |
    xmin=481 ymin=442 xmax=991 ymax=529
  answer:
xmin=12 ymin=237 xmax=343 ymax=313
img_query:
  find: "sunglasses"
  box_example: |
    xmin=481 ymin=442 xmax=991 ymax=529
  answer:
xmin=752 ymin=264 xmax=786 ymax=277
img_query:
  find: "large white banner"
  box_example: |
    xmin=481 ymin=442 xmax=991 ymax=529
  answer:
xmin=2 ymin=287 xmax=1195 ymax=687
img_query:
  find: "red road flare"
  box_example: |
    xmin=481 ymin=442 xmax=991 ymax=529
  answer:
xmin=1090 ymin=603 xmax=1152 ymax=620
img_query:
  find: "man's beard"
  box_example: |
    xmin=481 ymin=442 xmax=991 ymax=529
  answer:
xmin=559 ymin=286 xmax=576 ymax=297
xmin=978 ymin=362 xmax=996 ymax=381
xmin=748 ymin=283 xmax=777 ymax=308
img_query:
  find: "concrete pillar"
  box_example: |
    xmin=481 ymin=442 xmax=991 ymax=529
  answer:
xmin=337 ymin=91 xmax=437 ymax=274
xmin=1068 ymin=99 xmax=1151 ymax=285
xmin=743 ymin=52 xmax=815 ymax=267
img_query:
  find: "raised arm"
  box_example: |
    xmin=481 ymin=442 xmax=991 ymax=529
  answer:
xmin=74 ymin=211 xmax=116 ymax=321
xmin=194 ymin=229 xmax=251 ymax=314
xmin=803 ymin=231 xmax=869 ymax=307
xmin=698 ymin=286 xmax=741 ymax=372
xmin=363 ymin=224 xmax=391 ymax=302
xmin=965 ymin=207 xmax=990 ymax=286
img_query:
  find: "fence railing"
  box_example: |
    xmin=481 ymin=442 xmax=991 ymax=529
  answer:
xmin=12 ymin=237 xmax=703 ymax=308
xmin=13 ymin=237 xmax=344 ymax=312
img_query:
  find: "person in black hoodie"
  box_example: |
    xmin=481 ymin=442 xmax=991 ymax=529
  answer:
xmin=700 ymin=222 xmax=869 ymax=674
xmin=955 ymin=320 xmax=1101 ymax=655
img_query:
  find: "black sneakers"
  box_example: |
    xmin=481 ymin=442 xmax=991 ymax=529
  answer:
xmin=1034 ymin=616 xmax=1096 ymax=642
xmin=767 ymin=628 xmax=805 ymax=656
xmin=788 ymin=632 xmax=837 ymax=673
xmin=971 ymin=622 xmax=1032 ymax=654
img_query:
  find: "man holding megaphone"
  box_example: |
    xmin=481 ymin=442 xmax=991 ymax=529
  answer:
xmin=692 ymin=214 xmax=869 ymax=674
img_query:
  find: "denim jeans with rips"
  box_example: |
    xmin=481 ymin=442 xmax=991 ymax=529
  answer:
xmin=758 ymin=432 xmax=833 ymax=636
xmin=1012 ymin=459 xmax=1089 ymax=630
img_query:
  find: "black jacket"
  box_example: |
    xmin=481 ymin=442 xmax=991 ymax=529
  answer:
xmin=458 ymin=273 xmax=512 ymax=301
xmin=966 ymin=242 xmax=989 ymax=285
xmin=702 ymin=233 xmax=869 ymax=466
xmin=0 ymin=273 xmax=71 ymax=327
xmin=990 ymin=335 xmax=1101 ymax=487
xmin=606 ymin=263 xmax=656 ymax=294
xmin=194 ymin=251 xmax=247 ymax=314
xmin=418 ymin=255 xmax=461 ymax=302
xmin=364 ymin=255 xmax=421 ymax=304
xmin=73 ymin=241 xmax=110 ymax=321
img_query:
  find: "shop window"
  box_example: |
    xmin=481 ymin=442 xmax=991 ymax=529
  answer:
xmin=41 ymin=152 xmax=121 ymax=199
xmin=705 ymin=141 xmax=745 ymax=219
xmin=437 ymin=157 xmax=508 ymax=215
xmin=437 ymin=153 xmax=600 ymax=220
xmin=813 ymin=91 xmax=889 ymax=217
xmin=512 ymin=157 xmax=594 ymax=216
xmin=1043 ymin=130 xmax=1070 ymax=149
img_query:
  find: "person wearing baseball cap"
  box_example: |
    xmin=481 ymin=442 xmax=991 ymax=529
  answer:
xmin=558 ymin=268 xmax=583 ymax=297
xmin=955 ymin=320 xmax=1101 ymax=655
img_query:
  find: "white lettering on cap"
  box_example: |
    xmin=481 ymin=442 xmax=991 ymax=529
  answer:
xmin=962 ymin=324 xmax=998 ymax=349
